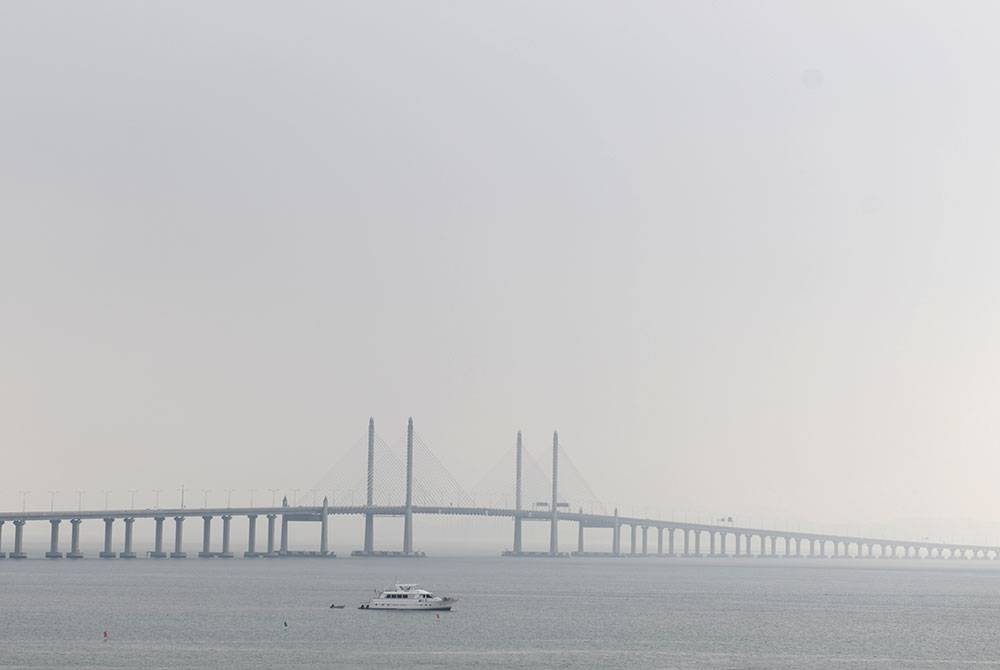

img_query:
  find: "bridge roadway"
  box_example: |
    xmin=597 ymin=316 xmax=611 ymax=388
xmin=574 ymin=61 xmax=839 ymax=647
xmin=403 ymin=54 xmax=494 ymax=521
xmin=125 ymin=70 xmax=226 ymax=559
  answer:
xmin=0 ymin=504 xmax=996 ymax=561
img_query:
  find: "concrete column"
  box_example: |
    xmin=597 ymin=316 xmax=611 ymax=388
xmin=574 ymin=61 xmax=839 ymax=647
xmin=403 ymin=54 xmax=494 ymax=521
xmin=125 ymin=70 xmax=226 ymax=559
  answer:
xmin=612 ymin=508 xmax=620 ymax=555
xmin=0 ymin=520 xmax=5 ymax=559
xmin=577 ymin=518 xmax=584 ymax=554
xmin=121 ymin=518 xmax=136 ymax=558
xmin=12 ymin=520 xmax=26 ymax=558
xmin=199 ymin=516 xmax=213 ymax=557
xmin=642 ymin=526 xmax=648 ymax=555
xmin=709 ymin=531 xmax=716 ymax=557
xmin=221 ymin=515 xmax=233 ymax=558
xmin=266 ymin=514 xmax=277 ymax=555
xmin=668 ymin=527 xmax=675 ymax=556
xmin=734 ymin=531 xmax=741 ymax=557
xmin=280 ymin=512 xmax=289 ymax=554
xmin=657 ymin=527 xmax=664 ymax=555
xmin=719 ymin=531 xmax=727 ymax=556
xmin=512 ymin=429 xmax=522 ymax=555
xmin=46 ymin=519 xmax=62 ymax=558
xmin=364 ymin=417 xmax=376 ymax=554
xmin=68 ymin=519 xmax=83 ymax=558
xmin=151 ymin=517 xmax=166 ymax=558
xmin=694 ymin=530 xmax=701 ymax=556
xmin=319 ymin=498 xmax=329 ymax=555
xmin=171 ymin=516 xmax=187 ymax=558
xmin=683 ymin=528 xmax=690 ymax=556
xmin=100 ymin=518 xmax=116 ymax=558
xmin=403 ymin=417 xmax=415 ymax=555
xmin=548 ymin=430 xmax=559 ymax=556
xmin=795 ymin=537 xmax=802 ymax=557
xmin=769 ymin=535 xmax=776 ymax=557
xmin=630 ymin=524 xmax=637 ymax=555
xmin=245 ymin=514 xmax=258 ymax=557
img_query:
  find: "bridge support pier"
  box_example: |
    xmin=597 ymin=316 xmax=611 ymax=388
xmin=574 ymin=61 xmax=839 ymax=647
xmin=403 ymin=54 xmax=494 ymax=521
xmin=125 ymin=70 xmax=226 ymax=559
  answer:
xmin=266 ymin=514 xmax=277 ymax=556
xmin=170 ymin=516 xmax=187 ymax=558
xmin=100 ymin=518 xmax=116 ymax=558
xmin=709 ymin=531 xmax=716 ymax=557
xmin=657 ymin=527 xmax=663 ymax=555
xmin=364 ymin=512 xmax=375 ymax=554
xmin=733 ymin=532 xmax=741 ymax=557
xmin=0 ymin=520 xmax=4 ymax=559
xmin=151 ymin=517 xmax=166 ymax=558
xmin=577 ymin=518 xmax=584 ymax=554
xmin=319 ymin=498 xmax=329 ymax=556
xmin=693 ymin=530 xmax=702 ymax=557
xmin=612 ymin=509 xmax=620 ymax=555
xmin=45 ymin=519 xmax=62 ymax=558
xmin=221 ymin=515 xmax=233 ymax=558
xmin=280 ymin=513 xmax=289 ymax=555
xmin=199 ymin=516 xmax=213 ymax=557
xmin=719 ymin=531 xmax=727 ymax=557
xmin=245 ymin=514 xmax=258 ymax=557
xmin=630 ymin=525 xmax=636 ymax=555
xmin=642 ymin=526 xmax=648 ymax=555
xmin=11 ymin=520 xmax=26 ymax=558
xmin=683 ymin=528 xmax=690 ymax=556
xmin=46 ymin=519 xmax=62 ymax=559
xmin=667 ymin=527 xmax=675 ymax=556
xmin=68 ymin=519 xmax=83 ymax=558
xmin=121 ymin=518 xmax=136 ymax=558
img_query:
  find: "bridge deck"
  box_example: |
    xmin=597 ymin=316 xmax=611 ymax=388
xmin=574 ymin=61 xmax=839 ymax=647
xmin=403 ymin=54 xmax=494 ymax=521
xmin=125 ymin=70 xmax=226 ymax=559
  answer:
xmin=0 ymin=505 xmax=995 ymax=555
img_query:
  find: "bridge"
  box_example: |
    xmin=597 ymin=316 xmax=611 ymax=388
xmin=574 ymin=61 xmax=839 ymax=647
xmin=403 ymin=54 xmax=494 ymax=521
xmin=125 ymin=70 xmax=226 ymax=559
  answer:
xmin=0 ymin=418 xmax=995 ymax=561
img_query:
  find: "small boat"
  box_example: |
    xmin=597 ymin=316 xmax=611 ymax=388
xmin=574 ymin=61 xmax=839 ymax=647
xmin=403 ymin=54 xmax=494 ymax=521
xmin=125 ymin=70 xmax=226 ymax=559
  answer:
xmin=358 ymin=584 xmax=457 ymax=611
xmin=329 ymin=604 xmax=345 ymax=609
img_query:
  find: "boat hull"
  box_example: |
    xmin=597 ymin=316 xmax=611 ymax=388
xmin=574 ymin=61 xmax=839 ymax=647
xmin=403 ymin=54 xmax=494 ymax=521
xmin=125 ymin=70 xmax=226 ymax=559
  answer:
xmin=359 ymin=601 xmax=455 ymax=612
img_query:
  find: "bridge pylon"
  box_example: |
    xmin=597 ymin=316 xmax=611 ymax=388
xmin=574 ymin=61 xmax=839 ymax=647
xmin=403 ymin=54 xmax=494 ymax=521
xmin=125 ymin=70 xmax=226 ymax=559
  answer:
xmin=549 ymin=430 xmax=559 ymax=556
xmin=513 ymin=430 xmax=523 ymax=554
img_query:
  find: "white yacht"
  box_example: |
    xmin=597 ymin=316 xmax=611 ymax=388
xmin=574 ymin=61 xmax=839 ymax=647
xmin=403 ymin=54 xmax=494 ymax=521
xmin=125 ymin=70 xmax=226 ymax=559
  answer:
xmin=359 ymin=584 xmax=457 ymax=611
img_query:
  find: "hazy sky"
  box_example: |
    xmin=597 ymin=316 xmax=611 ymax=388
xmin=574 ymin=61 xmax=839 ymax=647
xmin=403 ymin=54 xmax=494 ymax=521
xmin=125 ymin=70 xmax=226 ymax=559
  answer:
xmin=2 ymin=2 xmax=1000 ymax=535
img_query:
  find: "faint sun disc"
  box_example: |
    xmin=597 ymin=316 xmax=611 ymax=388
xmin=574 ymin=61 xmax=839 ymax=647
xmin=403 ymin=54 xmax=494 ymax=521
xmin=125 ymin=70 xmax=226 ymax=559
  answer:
xmin=801 ymin=68 xmax=824 ymax=89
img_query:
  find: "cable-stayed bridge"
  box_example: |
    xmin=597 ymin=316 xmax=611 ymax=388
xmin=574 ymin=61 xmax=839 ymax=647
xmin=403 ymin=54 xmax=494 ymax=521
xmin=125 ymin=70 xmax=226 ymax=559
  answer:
xmin=0 ymin=418 xmax=996 ymax=561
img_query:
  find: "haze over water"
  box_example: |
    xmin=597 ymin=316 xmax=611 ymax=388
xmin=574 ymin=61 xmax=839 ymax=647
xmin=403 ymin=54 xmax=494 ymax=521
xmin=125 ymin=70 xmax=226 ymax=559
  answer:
xmin=1 ymin=556 xmax=998 ymax=669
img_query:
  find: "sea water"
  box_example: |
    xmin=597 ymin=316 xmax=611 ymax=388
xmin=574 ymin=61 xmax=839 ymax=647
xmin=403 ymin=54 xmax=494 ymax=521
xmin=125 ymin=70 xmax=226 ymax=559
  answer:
xmin=1 ymin=556 xmax=998 ymax=668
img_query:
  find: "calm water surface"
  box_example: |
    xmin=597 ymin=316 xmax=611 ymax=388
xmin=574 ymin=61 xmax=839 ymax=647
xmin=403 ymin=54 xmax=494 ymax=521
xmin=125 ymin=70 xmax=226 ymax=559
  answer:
xmin=2 ymin=557 xmax=999 ymax=668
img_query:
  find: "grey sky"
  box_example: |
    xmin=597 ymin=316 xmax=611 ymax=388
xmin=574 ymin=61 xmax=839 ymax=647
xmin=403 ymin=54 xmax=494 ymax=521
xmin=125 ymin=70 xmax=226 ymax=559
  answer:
xmin=2 ymin=2 xmax=998 ymax=533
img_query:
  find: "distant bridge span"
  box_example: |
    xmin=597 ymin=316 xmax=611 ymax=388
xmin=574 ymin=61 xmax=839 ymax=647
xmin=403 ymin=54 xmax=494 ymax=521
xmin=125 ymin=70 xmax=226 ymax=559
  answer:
xmin=0 ymin=419 xmax=993 ymax=561
xmin=0 ymin=503 xmax=994 ymax=561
